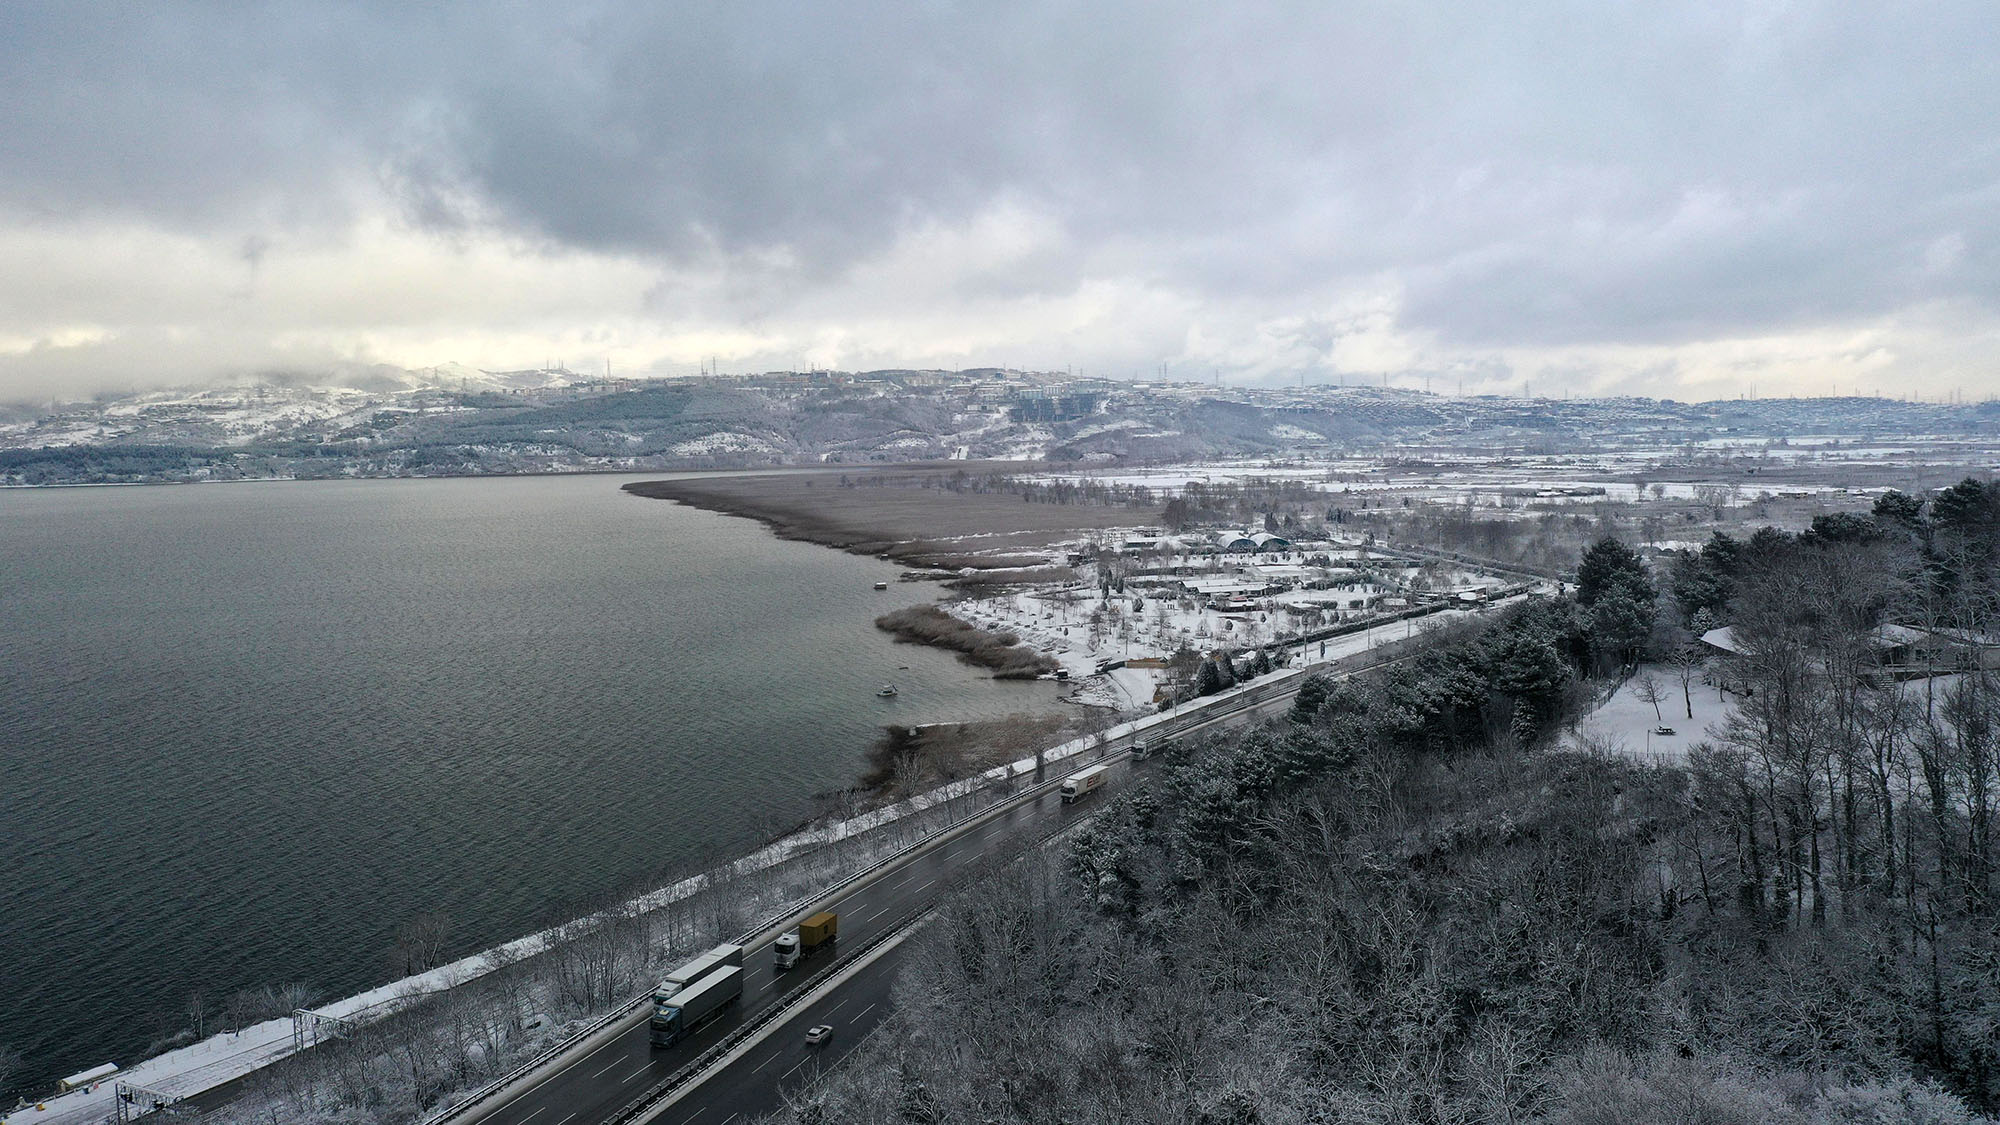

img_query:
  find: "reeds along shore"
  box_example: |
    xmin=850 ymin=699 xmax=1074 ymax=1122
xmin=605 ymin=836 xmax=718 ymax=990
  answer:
xmin=620 ymin=471 xmax=1154 ymax=570
xmin=873 ymin=605 xmax=1057 ymax=679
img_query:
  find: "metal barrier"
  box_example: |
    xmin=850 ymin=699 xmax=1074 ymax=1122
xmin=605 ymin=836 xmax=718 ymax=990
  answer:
xmin=601 ymin=796 xmax=1111 ymax=1124
xmin=417 ymin=640 xmax=1404 ymax=1125
xmin=603 ymin=908 xmax=934 ymax=1125
xmin=420 ymin=760 xmax=1075 ymax=1125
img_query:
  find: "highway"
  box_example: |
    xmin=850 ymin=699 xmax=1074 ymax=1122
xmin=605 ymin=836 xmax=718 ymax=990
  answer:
xmin=467 ymin=680 xmax=1305 ymax=1125
xmin=649 ymin=934 xmax=903 ymax=1125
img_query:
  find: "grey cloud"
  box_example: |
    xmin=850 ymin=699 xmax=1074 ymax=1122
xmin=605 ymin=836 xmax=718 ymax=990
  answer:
xmin=3 ymin=1 xmax=1998 ymax=376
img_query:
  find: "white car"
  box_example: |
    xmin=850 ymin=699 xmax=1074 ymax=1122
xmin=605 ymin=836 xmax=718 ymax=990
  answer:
xmin=804 ymin=1024 xmax=833 ymax=1045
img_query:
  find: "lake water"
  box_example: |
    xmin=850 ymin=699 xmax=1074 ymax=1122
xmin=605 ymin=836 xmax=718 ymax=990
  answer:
xmin=0 ymin=475 xmax=1064 ymax=1091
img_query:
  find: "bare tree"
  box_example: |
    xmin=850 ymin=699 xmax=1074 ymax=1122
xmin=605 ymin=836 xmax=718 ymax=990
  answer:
xmin=392 ymin=911 xmax=454 ymax=977
xmin=1667 ymin=639 xmax=1705 ymax=720
xmin=1694 ymin=484 xmax=1739 ymax=521
xmin=1633 ymin=673 xmax=1666 ymax=723
xmin=224 ymin=987 xmax=282 ymax=1033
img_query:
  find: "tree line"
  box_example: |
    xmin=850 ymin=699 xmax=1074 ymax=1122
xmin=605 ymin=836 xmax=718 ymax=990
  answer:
xmin=770 ymin=493 xmax=2000 ymax=1122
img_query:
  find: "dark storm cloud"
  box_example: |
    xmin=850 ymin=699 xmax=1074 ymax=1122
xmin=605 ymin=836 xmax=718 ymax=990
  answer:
xmin=2 ymin=1 xmax=1997 ymax=361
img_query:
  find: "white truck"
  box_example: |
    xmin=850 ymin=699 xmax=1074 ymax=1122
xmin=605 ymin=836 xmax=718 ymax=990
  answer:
xmin=649 ymin=964 xmax=743 ymax=1047
xmin=1060 ymin=764 xmax=1109 ymax=803
xmin=649 ymin=944 xmax=744 ymax=1046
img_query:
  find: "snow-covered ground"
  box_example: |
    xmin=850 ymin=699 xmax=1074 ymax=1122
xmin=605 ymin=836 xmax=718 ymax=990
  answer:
xmin=668 ymin=431 xmax=777 ymax=456
xmin=1567 ymin=663 xmax=1740 ymax=764
xmin=936 ymin=536 xmax=1505 ymax=711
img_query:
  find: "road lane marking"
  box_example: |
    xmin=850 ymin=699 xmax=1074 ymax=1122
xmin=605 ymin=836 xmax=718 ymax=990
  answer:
xmin=590 ymin=1055 xmax=625 ymax=1079
xmin=827 ymin=998 xmax=848 ymax=1017
xmin=623 ymin=1060 xmax=652 ymax=1083
xmin=750 ymin=1052 xmax=776 ymax=1074
xmin=650 ymin=918 xmax=931 ymax=1113
xmin=557 ymin=1114 xmax=577 ymax=1125
xmin=856 ymin=1002 xmax=877 ymax=1021
xmin=521 ymin=1108 xmax=547 ymax=1123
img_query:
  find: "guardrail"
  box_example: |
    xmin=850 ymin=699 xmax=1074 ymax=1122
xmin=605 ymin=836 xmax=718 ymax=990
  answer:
xmin=420 ymin=991 xmax=652 ymax=1125
xmin=603 ymin=906 xmax=936 ymax=1125
xmin=420 ymin=643 xmax=1392 ymax=1125
xmin=602 ymin=786 xmax=1118 ymax=1124
xmin=421 ymin=744 xmax=1081 ymax=1125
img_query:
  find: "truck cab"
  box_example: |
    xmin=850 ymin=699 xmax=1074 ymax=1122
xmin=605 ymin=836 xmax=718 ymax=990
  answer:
xmin=648 ymin=965 xmax=743 ymax=1047
xmin=775 ymin=911 xmax=838 ymax=970
xmin=649 ymin=944 xmax=744 ymax=1046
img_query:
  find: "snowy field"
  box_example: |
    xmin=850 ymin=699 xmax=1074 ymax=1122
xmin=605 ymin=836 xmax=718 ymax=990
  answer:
xmin=947 ymin=567 xmax=1459 ymax=710
xmin=1567 ymin=663 xmax=1740 ymax=764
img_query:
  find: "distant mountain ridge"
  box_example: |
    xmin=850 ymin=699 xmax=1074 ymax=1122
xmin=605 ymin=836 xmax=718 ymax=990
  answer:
xmin=2 ymin=367 xmax=1993 ymax=485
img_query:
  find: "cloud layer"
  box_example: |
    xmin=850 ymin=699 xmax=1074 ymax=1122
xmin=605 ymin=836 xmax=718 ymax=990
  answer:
xmin=2 ymin=2 xmax=1995 ymax=401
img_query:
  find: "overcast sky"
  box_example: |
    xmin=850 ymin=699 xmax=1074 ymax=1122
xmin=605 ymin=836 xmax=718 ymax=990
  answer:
xmin=2 ymin=2 xmax=1995 ymax=403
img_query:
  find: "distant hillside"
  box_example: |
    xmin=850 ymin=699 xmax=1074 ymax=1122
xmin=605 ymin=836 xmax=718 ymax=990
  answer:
xmin=3 ymin=368 xmax=1994 ymax=485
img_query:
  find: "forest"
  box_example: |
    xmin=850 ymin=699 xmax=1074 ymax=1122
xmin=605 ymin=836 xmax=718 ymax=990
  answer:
xmin=770 ymin=480 xmax=2000 ymax=1124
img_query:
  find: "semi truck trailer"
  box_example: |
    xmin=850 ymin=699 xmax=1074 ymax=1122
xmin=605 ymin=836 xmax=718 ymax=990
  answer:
xmin=649 ymin=944 xmax=744 ymax=1045
xmin=774 ymin=911 xmax=837 ymax=970
xmin=649 ymin=965 xmax=743 ymax=1047
xmin=1061 ymin=764 xmax=1109 ymax=802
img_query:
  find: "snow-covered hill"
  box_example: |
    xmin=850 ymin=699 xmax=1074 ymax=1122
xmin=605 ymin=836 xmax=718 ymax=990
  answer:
xmin=3 ymin=368 xmax=1995 ymax=486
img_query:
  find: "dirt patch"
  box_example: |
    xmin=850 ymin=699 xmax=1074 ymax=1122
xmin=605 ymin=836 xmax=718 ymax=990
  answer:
xmin=875 ymin=605 xmax=1059 ymax=679
xmin=622 ymin=465 xmax=1157 ymax=567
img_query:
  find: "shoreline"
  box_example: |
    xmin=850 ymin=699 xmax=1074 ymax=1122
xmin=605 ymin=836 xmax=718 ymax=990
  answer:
xmin=874 ymin=604 xmax=1060 ymax=679
xmin=621 ymin=466 xmax=1156 ymax=570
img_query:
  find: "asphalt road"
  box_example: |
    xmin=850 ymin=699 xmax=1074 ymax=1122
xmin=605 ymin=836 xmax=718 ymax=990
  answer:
xmin=478 ymin=780 xmax=1100 ymax=1125
xmin=461 ymin=678 xmax=1307 ymax=1125
xmin=649 ymin=942 xmax=902 ymax=1125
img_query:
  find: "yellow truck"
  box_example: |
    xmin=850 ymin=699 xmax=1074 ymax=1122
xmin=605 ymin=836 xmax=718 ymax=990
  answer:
xmin=774 ymin=910 xmax=837 ymax=970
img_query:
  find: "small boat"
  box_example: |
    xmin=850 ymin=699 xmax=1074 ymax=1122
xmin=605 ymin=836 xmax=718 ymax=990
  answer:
xmin=876 ymin=684 xmax=898 ymax=697
xmin=873 ymin=581 xmax=889 ymax=590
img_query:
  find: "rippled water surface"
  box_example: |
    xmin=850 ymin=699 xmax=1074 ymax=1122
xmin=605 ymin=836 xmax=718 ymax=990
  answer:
xmin=0 ymin=475 xmax=1063 ymax=1087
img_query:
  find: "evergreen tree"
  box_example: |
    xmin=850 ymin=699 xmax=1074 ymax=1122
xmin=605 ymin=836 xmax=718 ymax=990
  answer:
xmin=1288 ymin=673 xmax=1331 ymax=723
xmin=1872 ymin=489 xmax=1927 ymax=535
xmin=1576 ymin=537 xmax=1657 ymax=666
xmin=1485 ymin=624 xmax=1570 ymax=726
xmin=1576 ymin=537 xmax=1648 ymax=607
xmin=1193 ymin=659 xmax=1224 ymax=697
xmin=1670 ymin=549 xmax=1729 ymax=621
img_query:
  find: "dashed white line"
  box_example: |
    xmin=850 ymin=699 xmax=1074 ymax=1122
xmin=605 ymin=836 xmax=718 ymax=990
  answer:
xmin=520 ymin=1108 xmax=547 ymax=1123
xmin=590 ymin=1055 xmax=624 ymax=1079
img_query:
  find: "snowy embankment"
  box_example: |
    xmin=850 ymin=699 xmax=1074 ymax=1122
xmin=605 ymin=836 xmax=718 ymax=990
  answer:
xmin=9 ymin=608 xmax=1473 ymax=1125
